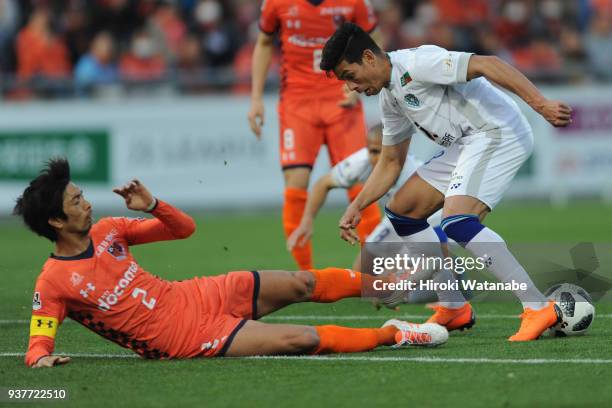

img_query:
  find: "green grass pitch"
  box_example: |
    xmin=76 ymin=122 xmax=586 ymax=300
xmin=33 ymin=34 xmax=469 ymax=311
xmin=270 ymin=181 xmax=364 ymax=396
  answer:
xmin=1 ymin=201 xmax=611 ymax=407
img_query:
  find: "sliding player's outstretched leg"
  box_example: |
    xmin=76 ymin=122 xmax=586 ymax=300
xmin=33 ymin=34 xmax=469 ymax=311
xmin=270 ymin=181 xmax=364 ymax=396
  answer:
xmin=222 ymin=267 xmax=448 ymax=356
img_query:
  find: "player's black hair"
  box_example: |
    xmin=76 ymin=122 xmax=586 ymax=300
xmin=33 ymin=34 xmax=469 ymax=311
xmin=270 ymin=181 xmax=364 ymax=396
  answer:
xmin=320 ymin=22 xmax=383 ymax=73
xmin=13 ymin=158 xmax=71 ymax=242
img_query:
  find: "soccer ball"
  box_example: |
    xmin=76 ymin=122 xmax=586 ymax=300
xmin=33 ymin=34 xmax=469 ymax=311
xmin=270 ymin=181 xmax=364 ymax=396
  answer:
xmin=544 ymin=283 xmax=595 ymax=337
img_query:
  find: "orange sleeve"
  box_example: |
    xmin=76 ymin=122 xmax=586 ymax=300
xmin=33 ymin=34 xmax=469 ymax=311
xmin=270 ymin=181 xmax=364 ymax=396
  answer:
xmin=25 ymin=278 xmax=66 ymax=367
xmin=258 ymin=0 xmax=279 ymax=35
xmin=116 ymin=200 xmax=196 ymax=246
xmin=353 ymin=0 xmax=377 ymax=33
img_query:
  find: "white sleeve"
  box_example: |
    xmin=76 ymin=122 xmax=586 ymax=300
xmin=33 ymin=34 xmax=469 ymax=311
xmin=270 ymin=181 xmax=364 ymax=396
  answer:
xmin=379 ymin=91 xmax=415 ymax=146
xmin=410 ymin=45 xmax=472 ymax=85
xmin=330 ymin=148 xmax=370 ymax=188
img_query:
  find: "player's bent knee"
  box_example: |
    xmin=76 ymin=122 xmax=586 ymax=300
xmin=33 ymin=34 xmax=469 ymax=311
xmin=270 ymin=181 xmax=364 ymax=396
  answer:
xmin=291 ymin=271 xmax=315 ymax=301
xmin=386 ymin=195 xmax=433 ymax=219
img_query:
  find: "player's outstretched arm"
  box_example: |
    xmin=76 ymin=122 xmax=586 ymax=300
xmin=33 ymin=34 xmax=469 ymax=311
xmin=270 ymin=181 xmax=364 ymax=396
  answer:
xmin=248 ymin=32 xmax=275 ymax=138
xmin=339 ymin=140 xmax=408 ymax=244
xmin=466 ymin=55 xmax=572 ymax=127
xmin=113 ymin=179 xmax=195 ymax=244
xmin=287 ymin=174 xmax=339 ymax=250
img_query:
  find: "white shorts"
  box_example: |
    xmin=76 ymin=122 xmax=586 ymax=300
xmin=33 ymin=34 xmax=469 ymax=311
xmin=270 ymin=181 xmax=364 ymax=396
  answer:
xmin=416 ymin=127 xmax=534 ymax=210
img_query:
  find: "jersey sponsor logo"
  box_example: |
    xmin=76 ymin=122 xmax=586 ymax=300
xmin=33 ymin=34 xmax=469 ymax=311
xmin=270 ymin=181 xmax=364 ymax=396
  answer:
xmin=30 ymin=315 xmax=59 ymax=338
xmin=288 ymin=5 xmax=299 ymax=16
xmin=320 ymin=6 xmax=353 ymax=16
xmin=287 ymin=34 xmax=329 ymax=48
xmin=107 ymin=242 xmax=127 ymax=261
xmin=32 ymin=292 xmax=42 ymax=311
xmin=96 ymin=229 xmax=119 ymax=257
xmin=70 ymin=272 xmax=84 ymax=287
xmin=97 ymin=262 xmax=139 ymax=311
xmin=400 ymin=72 xmax=412 ymax=86
xmin=404 ymin=94 xmax=420 ymax=107
xmin=414 ymin=122 xmax=457 ymax=147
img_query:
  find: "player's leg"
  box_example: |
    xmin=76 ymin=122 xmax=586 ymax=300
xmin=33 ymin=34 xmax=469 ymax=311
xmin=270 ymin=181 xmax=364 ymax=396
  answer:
xmin=224 ymin=320 xmax=399 ymax=356
xmin=279 ymin=98 xmax=323 ymax=270
xmin=324 ymin=100 xmax=380 ymax=243
xmin=385 ymin=151 xmax=473 ymax=329
xmin=439 ymin=129 xmax=560 ymax=340
xmin=254 ymin=268 xmax=366 ymax=318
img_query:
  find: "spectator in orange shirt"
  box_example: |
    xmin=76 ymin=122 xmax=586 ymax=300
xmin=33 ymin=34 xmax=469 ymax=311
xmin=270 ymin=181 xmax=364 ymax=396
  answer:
xmin=119 ymin=30 xmax=167 ymax=82
xmin=15 ymin=7 xmax=71 ymax=82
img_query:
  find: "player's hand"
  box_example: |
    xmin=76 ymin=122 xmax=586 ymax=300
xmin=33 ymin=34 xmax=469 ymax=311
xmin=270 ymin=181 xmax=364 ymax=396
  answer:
xmin=287 ymin=220 xmax=313 ymax=251
xmin=338 ymin=84 xmax=360 ymax=108
xmin=248 ymin=97 xmax=265 ymax=138
xmin=537 ymin=99 xmax=572 ymax=127
xmin=113 ymin=179 xmax=155 ymax=212
xmin=33 ymin=355 xmax=71 ymax=368
xmin=339 ymin=203 xmax=361 ymax=245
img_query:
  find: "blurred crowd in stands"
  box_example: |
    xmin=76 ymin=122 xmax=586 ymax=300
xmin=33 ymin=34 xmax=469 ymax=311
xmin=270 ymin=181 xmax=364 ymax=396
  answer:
xmin=0 ymin=0 xmax=611 ymax=99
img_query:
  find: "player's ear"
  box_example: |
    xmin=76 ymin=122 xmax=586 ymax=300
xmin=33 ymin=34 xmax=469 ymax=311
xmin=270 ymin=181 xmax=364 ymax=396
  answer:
xmin=362 ymin=49 xmax=376 ymax=66
xmin=48 ymin=217 xmax=64 ymax=231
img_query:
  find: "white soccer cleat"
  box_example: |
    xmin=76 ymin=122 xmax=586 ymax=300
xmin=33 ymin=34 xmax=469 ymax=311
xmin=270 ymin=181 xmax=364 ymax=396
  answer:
xmin=383 ymin=319 xmax=449 ymax=348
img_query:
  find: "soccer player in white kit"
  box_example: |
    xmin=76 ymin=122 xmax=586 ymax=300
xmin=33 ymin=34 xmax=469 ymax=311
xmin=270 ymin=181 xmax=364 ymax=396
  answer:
xmin=320 ymin=23 xmax=573 ymax=341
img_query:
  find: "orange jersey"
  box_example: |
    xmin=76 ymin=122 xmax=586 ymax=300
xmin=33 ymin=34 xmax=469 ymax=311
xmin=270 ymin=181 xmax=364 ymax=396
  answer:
xmin=259 ymin=0 xmax=377 ymax=96
xmin=25 ymin=200 xmax=203 ymax=366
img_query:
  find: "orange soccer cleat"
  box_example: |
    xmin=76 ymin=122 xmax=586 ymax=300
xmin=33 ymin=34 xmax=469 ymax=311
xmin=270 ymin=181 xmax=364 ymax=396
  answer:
xmin=508 ymin=300 xmax=562 ymax=342
xmin=426 ymin=302 xmax=476 ymax=331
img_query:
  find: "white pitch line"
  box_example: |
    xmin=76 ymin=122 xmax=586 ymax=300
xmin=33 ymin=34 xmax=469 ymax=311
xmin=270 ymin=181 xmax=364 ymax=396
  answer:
xmin=2 ymin=352 xmax=611 ymax=365
xmin=0 ymin=352 xmax=137 ymax=359
xmin=2 ymin=314 xmax=612 ymax=324
xmin=245 ymin=356 xmax=612 ymax=364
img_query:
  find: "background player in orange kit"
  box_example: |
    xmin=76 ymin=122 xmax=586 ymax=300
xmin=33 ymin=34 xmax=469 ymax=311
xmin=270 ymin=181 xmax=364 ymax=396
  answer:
xmin=247 ymin=0 xmax=383 ymax=269
xmin=16 ymin=159 xmax=447 ymax=367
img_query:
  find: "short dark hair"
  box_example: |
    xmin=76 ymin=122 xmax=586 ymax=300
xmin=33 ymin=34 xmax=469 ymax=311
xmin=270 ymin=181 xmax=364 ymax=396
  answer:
xmin=320 ymin=22 xmax=382 ymax=73
xmin=14 ymin=158 xmax=71 ymax=242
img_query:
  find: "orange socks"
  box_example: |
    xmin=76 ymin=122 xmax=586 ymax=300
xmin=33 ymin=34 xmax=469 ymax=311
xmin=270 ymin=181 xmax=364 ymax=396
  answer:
xmin=310 ymin=268 xmax=362 ymax=302
xmin=313 ymin=325 xmax=398 ymax=354
xmin=347 ymin=185 xmax=382 ymax=244
xmin=283 ymin=187 xmax=312 ymax=270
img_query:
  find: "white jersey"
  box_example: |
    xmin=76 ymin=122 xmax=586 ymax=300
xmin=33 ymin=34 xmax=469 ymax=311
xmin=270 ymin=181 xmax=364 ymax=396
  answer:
xmin=330 ymin=147 xmax=420 ymax=205
xmin=380 ymin=46 xmax=529 ymax=147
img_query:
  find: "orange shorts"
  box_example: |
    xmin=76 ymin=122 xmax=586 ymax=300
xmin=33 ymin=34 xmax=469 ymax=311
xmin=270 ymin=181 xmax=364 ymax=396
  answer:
xmin=278 ymin=93 xmax=367 ymax=169
xmin=191 ymin=270 xmax=259 ymax=357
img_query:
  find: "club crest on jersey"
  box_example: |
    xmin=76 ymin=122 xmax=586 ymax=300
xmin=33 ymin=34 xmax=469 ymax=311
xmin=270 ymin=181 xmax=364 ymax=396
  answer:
xmin=400 ymin=71 xmax=412 ymax=86
xmin=404 ymin=94 xmax=420 ymax=107
xmin=70 ymin=272 xmax=84 ymax=287
xmin=107 ymin=242 xmax=127 ymax=261
xmin=32 ymin=292 xmax=42 ymax=310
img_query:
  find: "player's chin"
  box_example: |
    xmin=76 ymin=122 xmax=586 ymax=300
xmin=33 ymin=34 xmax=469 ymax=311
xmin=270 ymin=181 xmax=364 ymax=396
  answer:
xmin=365 ymin=87 xmax=382 ymax=96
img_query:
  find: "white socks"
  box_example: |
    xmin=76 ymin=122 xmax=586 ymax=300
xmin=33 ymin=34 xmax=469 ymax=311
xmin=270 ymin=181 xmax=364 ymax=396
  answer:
xmin=466 ymin=227 xmax=548 ymax=310
xmin=400 ymin=225 xmax=466 ymax=309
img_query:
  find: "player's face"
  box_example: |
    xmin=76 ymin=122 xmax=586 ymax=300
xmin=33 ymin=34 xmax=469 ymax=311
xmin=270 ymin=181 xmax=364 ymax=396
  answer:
xmin=60 ymin=183 xmax=93 ymax=235
xmin=335 ymin=51 xmax=386 ymax=96
xmin=367 ymin=137 xmax=382 ymax=166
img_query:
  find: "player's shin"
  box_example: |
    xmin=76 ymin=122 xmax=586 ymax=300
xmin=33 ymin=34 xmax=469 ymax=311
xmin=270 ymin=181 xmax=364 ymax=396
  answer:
xmin=312 ymin=325 xmax=397 ymax=354
xmin=283 ymin=188 xmax=313 ymax=270
xmin=309 ymin=268 xmax=362 ymax=302
xmin=384 ymin=208 xmax=466 ymax=308
xmin=441 ymin=215 xmax=548 ymax=310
